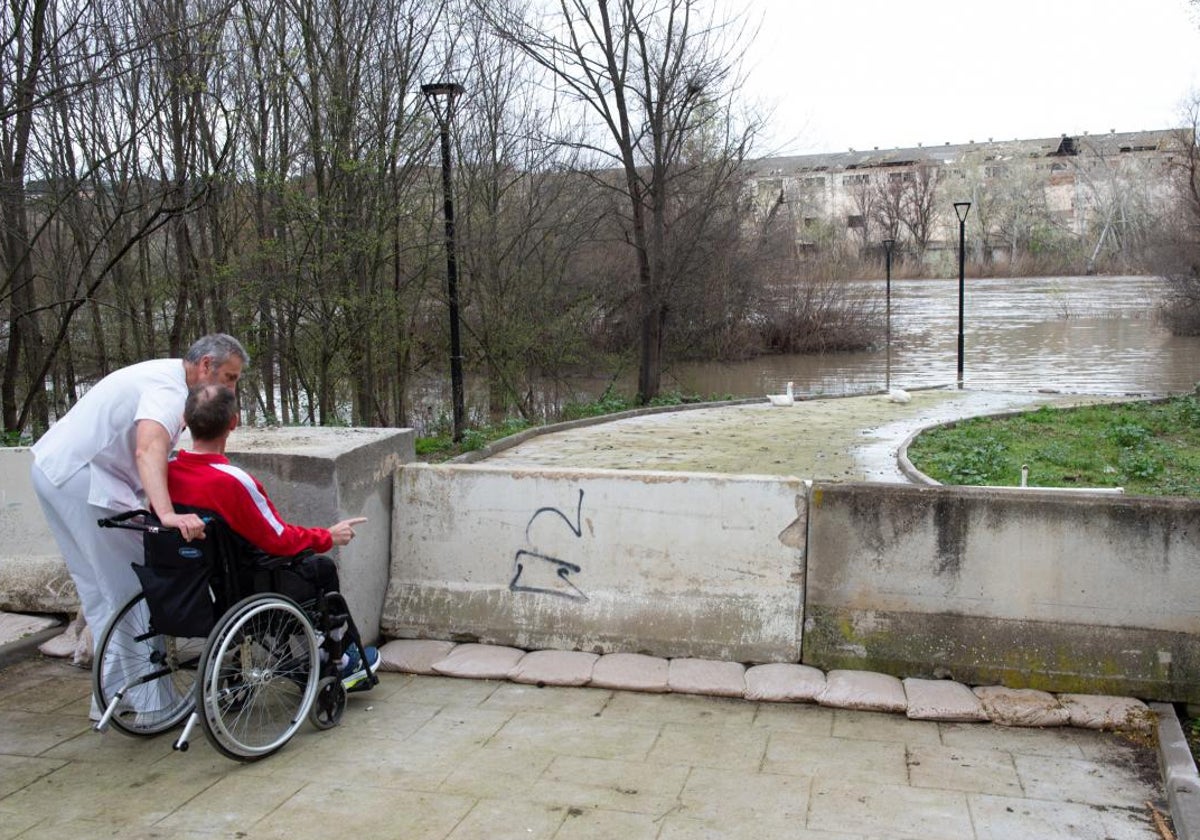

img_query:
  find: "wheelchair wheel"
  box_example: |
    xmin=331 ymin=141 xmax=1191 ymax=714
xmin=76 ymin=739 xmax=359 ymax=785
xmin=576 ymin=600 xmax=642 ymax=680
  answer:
xmin=196 ymin=594 xmax=320 ymax=761
xmin=308 ymin=676 xmax=347 ymax=730
xmin=93 ymin=594 xmax=202 ymax=736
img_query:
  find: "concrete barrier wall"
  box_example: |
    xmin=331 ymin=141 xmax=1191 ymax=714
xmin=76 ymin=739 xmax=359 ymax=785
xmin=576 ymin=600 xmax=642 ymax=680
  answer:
xmin=223 ymin=427 xmax=413 ymax=644
xmin=0 ymin=428 xmax=414 ymax=643
xmin=0 ymin=448 xmax=78 ymax=613
xmin=381 ymin=463 xmax=808 ymax=662
xmin=804 ymin=482 xmax=1200 ymax=703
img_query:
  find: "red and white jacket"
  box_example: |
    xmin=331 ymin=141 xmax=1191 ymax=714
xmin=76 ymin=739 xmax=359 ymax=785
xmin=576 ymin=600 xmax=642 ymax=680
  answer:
xmin=167 ymin=450 xmax=333 ymax=556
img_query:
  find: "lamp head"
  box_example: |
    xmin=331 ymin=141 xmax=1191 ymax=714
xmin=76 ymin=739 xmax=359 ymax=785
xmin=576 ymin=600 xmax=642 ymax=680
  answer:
xmin=953 ymin=201 xmax=971 ymax=223
xmin=421 ymin=82 xmax=465 ymax=126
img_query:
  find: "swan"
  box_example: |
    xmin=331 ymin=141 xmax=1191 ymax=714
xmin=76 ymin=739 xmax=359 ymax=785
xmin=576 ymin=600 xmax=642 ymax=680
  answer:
xmin=768 ymin=381 xmax=795 ymax=406
xmin=887 ymin=387 xmax=911 ymax=404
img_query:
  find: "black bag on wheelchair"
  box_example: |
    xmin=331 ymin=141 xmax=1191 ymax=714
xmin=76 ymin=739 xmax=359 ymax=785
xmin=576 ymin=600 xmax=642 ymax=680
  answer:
xmin=132 ymin=526 xmax=219 ymax=638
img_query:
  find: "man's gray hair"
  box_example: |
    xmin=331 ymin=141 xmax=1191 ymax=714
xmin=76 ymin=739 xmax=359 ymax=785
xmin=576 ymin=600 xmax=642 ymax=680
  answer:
xmin=185 ymin=333 xmax=249 ymax=367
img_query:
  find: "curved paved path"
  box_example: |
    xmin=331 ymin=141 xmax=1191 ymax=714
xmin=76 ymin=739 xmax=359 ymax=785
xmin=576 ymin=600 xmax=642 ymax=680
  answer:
xmin=484 ymin=387 xmax=1116 ymax=481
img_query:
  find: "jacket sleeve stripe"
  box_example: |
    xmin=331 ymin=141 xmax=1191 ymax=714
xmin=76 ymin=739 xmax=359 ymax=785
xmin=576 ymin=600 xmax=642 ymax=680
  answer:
xmin=210 ymin=462 xmax=286 ymax=536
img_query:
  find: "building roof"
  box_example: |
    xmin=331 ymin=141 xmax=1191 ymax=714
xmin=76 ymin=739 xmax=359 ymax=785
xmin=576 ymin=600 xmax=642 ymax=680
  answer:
xmin=749 ymin=129 xmax=1181 ymax=176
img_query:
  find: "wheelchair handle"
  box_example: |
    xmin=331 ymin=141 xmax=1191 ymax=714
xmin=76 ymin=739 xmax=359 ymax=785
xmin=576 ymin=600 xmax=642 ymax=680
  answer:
xmin=97 ymin=509 xmax=211 ymax=534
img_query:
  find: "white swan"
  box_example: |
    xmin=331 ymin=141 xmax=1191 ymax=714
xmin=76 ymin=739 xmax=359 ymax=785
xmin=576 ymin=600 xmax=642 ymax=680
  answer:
xmin=768 ymin=381 xmax=795 ymax=406
xmin=887 ymin=387 xmax=911 ymax=404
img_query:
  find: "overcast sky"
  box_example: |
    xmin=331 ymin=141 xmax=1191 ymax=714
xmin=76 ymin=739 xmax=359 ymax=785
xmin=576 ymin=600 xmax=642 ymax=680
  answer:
xmin=739 ymin=0 xmax=1200 ymax=156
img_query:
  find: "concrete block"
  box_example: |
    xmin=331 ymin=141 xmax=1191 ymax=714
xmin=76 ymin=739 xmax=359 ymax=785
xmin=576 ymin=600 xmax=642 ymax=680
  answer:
xmin=221 ymin=425 xmax=414 ymax=644
xmin=804 ymin=481 xmax=1200 ymax=702
xmin=0 ymin=447 xmax=75 ymax=614
xmin=382 ymin=463 xmax=807 ymax=661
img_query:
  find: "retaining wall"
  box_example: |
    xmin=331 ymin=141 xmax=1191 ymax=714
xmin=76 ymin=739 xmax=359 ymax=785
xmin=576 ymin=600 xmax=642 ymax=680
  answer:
xmin=381 ymin=463 xmax=808 ymax=662
xmin=384 ymin=465 xmax=1200 ymax=703
xmin=803 ymin=482 xmax=1200 ymax=702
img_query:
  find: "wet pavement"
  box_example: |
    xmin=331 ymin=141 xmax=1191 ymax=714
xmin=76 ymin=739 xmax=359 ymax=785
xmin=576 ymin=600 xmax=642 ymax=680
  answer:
xmin=0 ymin=656 xmax=1178 ymax=840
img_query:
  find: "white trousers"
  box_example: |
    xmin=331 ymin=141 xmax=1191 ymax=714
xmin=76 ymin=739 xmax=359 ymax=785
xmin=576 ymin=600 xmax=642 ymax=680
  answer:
xmin=31 ymin=461 xmax=143 ymax=647
xmin=31 ymin=461 xmax=146 ymax=716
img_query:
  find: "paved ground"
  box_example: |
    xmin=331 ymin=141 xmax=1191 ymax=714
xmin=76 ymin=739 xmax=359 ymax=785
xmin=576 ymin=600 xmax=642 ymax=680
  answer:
xmin=0 ymin=656 xmax=1174 ymax=840
xmin=482 ymin=387 xmax=1117 ymax=482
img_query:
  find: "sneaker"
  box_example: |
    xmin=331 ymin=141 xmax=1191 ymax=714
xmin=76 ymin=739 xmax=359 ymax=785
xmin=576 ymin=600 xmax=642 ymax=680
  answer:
xmin=340 ymin=644 xmax=380 ymax=691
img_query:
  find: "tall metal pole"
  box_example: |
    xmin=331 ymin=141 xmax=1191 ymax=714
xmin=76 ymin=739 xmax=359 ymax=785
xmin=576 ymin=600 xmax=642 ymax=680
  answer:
xmin=953 ymin=202 xmax=971 ymax=389
xmin=883 ymin=239 xmax=894 ymax=391
xmin=423 ymin=83 xmax=466 ymax=442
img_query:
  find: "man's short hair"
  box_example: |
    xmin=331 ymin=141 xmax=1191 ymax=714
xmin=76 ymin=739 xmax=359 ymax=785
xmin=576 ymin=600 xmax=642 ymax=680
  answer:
xmin=185 ymin=384 xmax=238 ymax=441
xmin=185 ymin=333 xmax=249 ymax=367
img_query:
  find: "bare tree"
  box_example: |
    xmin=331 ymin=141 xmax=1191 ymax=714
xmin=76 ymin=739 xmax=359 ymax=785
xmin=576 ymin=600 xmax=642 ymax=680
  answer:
xmin=900 ymin=164 xmax=939 ymax=257
xmin=1158 ymin=96 xmax=1200 ymax=334
xmin=475 ymin=0 xmax=757 ymax=402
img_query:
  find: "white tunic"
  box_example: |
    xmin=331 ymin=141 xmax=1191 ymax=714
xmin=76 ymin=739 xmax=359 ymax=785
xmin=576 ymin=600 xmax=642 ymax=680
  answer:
xmin=31 ymin=358 xmax=187 ymax=510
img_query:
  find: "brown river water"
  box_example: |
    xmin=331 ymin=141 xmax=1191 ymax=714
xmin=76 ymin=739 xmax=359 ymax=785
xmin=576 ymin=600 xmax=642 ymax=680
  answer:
xmin=661 ymin=275 xmax=1199 ymax=400
xmin=412 ymin=275 xmax=1199 ymax=433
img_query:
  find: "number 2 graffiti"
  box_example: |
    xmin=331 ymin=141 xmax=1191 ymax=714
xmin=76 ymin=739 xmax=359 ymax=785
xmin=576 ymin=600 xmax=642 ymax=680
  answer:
xmin=509 ymin=488 xmax=588 ymax=601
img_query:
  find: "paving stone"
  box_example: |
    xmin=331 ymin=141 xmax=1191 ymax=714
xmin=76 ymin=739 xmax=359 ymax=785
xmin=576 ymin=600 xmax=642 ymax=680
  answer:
xmin=0 ymin=709 xmax=92 ymax=756
xmin=250 ymin=786 xmax=476 ymax=840
xmin=443 ymin=797 xmax=566 ymax=840
xmin=0 ymin=755 xmax=65 ymax=799
xmin=437 ymin=745 xmax=555 ymax=798
xmin=905 ymin=743 xmax=1023 ymax=797
xmin=752 ymin=700 xmax=835 ymax=736
xmin=552 ymin=807 xmax=663 ymax=840
xmin=1014 ymin=752 xmax=1161 ymax=808
xmin=968 ymin=792 xmax=1158 ymax=840
xmin=763 ymin=730 xmax=909 ymax=784
xmin=646 ymin=722 xmax=770 ymax=771
xmin=807 ymin=778 xmax=974 ymax=839
xmin=831 ymin=708 xmax=943 ymax=746
xmin=543 ymin=754 xmax=690 ymax=801
xmin=601 ymin=687 xmax=756 ymax=727
xmin=674 ymin=765 xmax=811 ymax=821
xmin=490 ymin=710 xmax=660 ymax=762
xmin=939 ymin=720 xmax=1086 ymax=758
xmin=658 ymin=817 xmax=861 ymax=840
xmin=478 ymin=681 xmax=611 ymax=716
xmin=154 ymin=773 xmax=307 ymax=835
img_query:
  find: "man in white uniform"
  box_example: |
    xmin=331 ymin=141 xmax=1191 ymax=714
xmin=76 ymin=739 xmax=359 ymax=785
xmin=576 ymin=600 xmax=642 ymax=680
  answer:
xmin=29 ymin=334 xmax=247 ymax=716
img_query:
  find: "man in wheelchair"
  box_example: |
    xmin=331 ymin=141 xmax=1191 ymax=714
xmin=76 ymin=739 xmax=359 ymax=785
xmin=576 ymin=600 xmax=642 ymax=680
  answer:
xmin=168 ymin=383 xmax=380 ymax=690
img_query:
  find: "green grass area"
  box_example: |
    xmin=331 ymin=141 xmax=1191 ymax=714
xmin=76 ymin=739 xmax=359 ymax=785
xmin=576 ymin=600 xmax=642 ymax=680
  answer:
xmin=906 ymin=395 xmax=1200 ymax=497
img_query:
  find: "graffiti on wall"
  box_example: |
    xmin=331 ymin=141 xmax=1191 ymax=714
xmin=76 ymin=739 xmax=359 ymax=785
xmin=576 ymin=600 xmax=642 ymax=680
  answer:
xmin=509 ymin=488 xmax=588 ymax=601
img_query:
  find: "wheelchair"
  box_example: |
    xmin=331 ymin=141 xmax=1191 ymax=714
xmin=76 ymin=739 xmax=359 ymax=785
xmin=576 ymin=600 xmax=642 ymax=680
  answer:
xmin=91 ymin=508 xmax=377 ymax=761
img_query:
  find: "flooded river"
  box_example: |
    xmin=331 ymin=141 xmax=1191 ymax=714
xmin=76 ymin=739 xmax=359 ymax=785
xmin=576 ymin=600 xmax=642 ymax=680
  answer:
xmin=662 ymin=275 xmax=1200 ymax=399
xmin=415 ymin=275 xmax=1198 ymax=433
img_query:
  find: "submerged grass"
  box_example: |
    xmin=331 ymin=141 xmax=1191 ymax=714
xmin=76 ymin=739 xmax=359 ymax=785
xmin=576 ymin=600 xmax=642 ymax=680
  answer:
xmin=906 ymin=395 xmax=1200 ymax=497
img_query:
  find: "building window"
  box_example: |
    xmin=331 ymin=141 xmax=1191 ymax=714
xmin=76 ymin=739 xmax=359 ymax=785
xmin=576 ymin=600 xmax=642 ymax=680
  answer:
xmin=847 ymin=215 xmax=866 ymax=229
xmin=842 ymin=173 xmax=870 ymax=185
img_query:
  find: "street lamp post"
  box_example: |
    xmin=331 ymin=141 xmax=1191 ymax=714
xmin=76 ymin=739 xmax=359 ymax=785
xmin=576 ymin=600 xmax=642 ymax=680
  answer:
xmin=422 ymin=81 xmax=466 ymax=442
xmin=883 ymin=238 xmax=895 ymax=391
xmin=953 ymin=201 xmax=971 ymax=389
